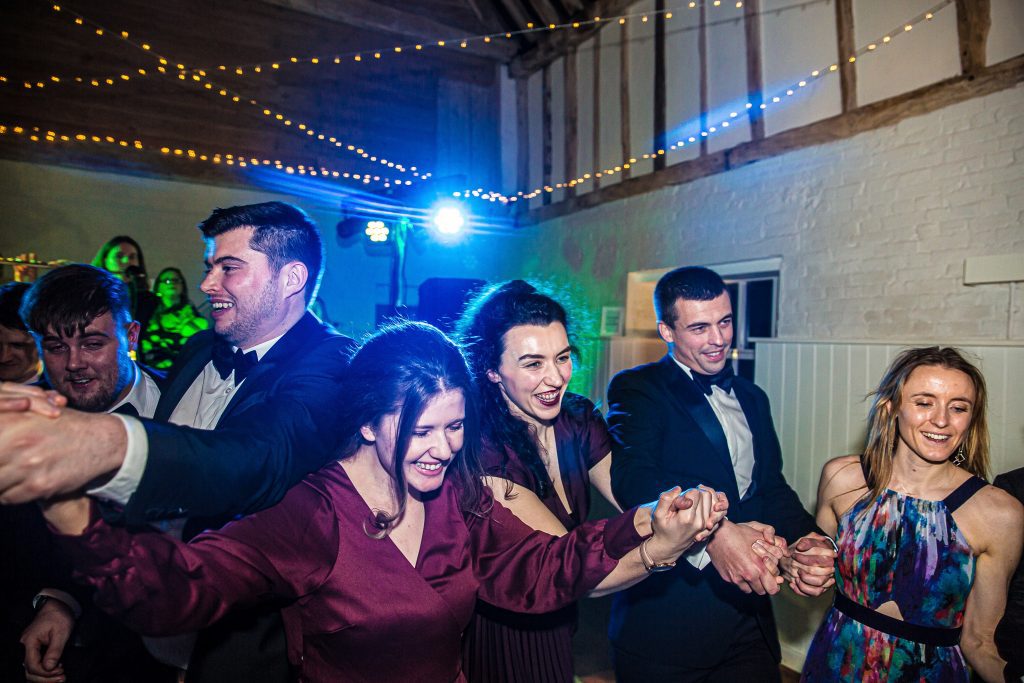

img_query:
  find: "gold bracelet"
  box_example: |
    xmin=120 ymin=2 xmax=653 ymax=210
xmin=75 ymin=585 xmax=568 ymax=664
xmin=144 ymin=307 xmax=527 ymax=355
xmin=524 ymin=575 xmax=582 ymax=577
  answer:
xmin=640 ymin=537 xmax=677 ymax=573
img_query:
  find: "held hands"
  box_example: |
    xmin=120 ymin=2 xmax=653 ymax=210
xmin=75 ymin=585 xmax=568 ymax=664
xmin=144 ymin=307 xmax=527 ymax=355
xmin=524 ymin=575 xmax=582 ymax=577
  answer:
xmin=0 ymin=382 xmax=65 ymax=418
xmin=0 ymin=409 xmax=126 ymax=505
xmin=643 ymin=485 xmax=729 ymax=566
xmin=21 ymin=599 xmax=75 ymax=683
xmin=707 ymin=519 xmax=787 ymax=595
xmin=778 ymin=532 xmax=837 ymax=597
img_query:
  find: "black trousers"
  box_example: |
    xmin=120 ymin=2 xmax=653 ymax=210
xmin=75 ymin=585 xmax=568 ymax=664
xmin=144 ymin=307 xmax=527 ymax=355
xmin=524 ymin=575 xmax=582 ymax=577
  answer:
xmin=612 ymin=616 xmax=781 ymax=683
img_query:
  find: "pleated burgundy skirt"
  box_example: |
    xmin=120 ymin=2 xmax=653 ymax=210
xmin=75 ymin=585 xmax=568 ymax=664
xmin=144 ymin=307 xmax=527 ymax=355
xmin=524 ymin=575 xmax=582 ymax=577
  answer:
xmin=461 ymin=600 xmax=578 ymax=683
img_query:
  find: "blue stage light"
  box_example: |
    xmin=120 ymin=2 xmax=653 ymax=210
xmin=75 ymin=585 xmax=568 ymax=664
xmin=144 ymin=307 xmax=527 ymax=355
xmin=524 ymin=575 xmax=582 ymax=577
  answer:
xmin=431 ymin=204 xmax=465 ymax=236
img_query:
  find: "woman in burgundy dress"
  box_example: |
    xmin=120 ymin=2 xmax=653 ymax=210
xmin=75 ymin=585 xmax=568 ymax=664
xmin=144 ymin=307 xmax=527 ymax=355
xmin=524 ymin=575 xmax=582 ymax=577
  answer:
xmin=41 ymin=322 xmax=727 ymax=683
xmin=457 ymin=281 xmax=624 ymax=683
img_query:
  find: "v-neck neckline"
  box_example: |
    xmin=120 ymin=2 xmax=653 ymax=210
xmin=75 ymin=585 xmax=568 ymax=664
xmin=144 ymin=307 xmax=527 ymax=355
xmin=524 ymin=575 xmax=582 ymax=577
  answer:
xmin=338 ymin=460 xmax=428 ymax=570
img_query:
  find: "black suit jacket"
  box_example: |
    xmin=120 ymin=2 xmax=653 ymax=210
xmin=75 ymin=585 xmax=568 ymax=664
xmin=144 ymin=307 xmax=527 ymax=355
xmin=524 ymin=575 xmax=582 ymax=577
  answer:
xmin=117 ymin=312 xmax=355 ymax=527
xmin=607 ymin=355 xmax=816 ymax=668
xmin=993 ymin=467 xmax=1024 ymax=667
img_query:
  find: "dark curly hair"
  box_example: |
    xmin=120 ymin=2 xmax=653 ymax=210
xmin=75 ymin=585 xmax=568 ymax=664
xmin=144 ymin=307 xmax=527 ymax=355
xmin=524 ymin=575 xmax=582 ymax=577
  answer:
xmin=454 ymin=280 xmax=575 ymax=500
xmin=336 ymin=321 xmax=486 ymax=536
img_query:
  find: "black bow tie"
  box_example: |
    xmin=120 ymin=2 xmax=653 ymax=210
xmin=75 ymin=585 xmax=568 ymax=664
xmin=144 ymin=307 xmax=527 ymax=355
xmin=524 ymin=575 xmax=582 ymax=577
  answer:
xmin=691 ymin=365 xmax=735 ymax=396
xmin=211 ymin=342 xmax=259 ymax=382
xmin=112 ymin=402 xmax=139 ymax=417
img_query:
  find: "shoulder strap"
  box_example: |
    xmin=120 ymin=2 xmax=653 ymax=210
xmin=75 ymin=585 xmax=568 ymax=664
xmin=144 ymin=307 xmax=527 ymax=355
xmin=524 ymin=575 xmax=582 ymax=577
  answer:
xmin=943 ymin=475 xmax=988 ymax=513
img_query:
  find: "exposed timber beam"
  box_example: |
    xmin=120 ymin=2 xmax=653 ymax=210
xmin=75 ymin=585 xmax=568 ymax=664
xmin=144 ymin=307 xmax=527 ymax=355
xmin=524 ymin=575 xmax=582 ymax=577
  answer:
xmin=509 ymin=0 xmax=637 ymax=77
xmin=954 ymin=0 xmax=991 ymax=75
xmin=259 ymin=0 xmax=515 ymax=59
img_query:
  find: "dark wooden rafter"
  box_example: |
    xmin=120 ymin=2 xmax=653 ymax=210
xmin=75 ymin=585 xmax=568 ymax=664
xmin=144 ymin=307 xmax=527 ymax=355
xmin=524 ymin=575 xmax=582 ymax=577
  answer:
xmin=563 ymin=46 xmax=578 ymax=199
xmin=516 ymin=75 xmax=530 ymax=210
xmin=560 ymin=0 xmax=585 ymax=15
xmin=463 ymin=0 xmax=506 ymax=32
xmin=698 ymin=1 xmax=709 ymax=156
xmin=835 ymin=0 xmax=857 ymax=112
xmin=620 ymin=20 xmax=631 ymax=179
xmin=743 ymin=0 xmax=765 ymax=140
xmin=259 ymin=0 xmax=515 ymax=59
xmin=542 ymin=63 xmax=553 ymax=204
xmin=526 ymin=0 xmax=563 ymax=27
xmin=653 ymin=0 xmax=667 ymax=171
xmin=509 ymin=0 xmax=637 ymax=77
xmin=526 ymin=54 xmax=1024 ymax=222
xmin=954 ymin=0 xmax=991 ymax=75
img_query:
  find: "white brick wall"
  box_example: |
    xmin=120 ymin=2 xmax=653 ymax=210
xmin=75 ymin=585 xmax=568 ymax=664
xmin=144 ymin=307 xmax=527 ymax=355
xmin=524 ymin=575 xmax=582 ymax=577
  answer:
xmin=511 ymin=84 xmax=1024 ymax=343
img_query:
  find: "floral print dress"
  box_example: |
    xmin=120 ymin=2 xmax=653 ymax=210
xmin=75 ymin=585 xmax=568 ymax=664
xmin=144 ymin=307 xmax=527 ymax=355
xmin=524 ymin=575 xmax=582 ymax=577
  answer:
xmin=802 ymin=476 xmax=985 ymax=682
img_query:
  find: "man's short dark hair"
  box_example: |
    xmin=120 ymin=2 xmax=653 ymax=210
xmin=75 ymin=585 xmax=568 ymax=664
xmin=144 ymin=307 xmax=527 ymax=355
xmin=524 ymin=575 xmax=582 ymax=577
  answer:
xmin=654 ymin=266 xmax=728 ymax=328
xmin=0 ymin=282 xmax=31 ymax=331
xmin=198 ymin=201 xmax=324 ymax=303
xmin=21 ymin=265 xmax=132 ymax=338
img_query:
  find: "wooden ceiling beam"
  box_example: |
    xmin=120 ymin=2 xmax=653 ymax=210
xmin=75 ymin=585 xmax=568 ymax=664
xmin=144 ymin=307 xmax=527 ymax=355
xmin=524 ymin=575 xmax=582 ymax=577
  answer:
xmin=526 ymin=0 xmax=562 ymax=27
xmin=508 ymin=0 xmax=636 ymax=77
xmin=258 ymin=0 xmax=515 ymax=60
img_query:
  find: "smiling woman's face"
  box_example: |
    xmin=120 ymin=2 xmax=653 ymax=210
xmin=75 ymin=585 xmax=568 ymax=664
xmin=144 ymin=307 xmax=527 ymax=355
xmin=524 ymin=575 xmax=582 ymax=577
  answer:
xmin=363 ymin=389 xmax=466 ymax=495
xmin=488 ymin=322 xmax=572 ymax=426
xmin=894 ymin=364 xmax=976 ymax=465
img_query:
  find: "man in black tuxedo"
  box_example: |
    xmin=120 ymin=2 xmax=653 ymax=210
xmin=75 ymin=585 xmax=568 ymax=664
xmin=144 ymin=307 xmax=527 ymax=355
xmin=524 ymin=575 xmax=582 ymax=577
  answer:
xmin=0 ymin=202 xmax=355 ymax=682
xmin=607 ymin=266 xmax=834 ymax=682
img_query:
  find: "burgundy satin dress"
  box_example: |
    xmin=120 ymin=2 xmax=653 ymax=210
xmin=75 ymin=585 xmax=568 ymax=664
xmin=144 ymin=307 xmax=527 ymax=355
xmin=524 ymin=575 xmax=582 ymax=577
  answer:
xmin=462 ymin=394 xmax=612 ymax=683
xmin=55 ymin=461 xmax=640 ymax=683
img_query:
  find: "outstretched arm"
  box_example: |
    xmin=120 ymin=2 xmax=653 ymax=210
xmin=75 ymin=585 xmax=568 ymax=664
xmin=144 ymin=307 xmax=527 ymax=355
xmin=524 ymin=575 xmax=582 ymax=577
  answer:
xmin=40 ymin=485 xmax=338 ymax=637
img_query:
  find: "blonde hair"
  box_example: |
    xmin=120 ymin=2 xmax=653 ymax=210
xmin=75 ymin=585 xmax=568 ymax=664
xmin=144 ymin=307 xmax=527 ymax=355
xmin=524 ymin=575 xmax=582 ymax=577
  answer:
xmin=861 ymin=347 xmax=989 ymax=499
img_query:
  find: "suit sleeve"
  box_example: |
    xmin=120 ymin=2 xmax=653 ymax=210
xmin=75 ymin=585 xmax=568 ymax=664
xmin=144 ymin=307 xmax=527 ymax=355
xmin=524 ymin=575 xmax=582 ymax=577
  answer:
xmin=54 ymin=483 xmax=338 ymax=637
xmin=607 ymin=371 xmax=708 ymax=508
xmin=747 ymin=389 xmax=817 ymax=541
xmin=122 ymin=335 xmax=355 ymax=525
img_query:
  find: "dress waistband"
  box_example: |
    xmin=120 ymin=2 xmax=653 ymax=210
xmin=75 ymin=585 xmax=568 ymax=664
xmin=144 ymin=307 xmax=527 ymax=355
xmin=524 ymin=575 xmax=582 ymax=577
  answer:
xmin=833 ymin=592 xmax=961 ymax=647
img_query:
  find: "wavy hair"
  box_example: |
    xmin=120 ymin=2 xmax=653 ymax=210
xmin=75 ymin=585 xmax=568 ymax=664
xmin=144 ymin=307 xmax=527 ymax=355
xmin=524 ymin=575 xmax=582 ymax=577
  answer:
xmin=454 ymin=280 xmax=575 ymax=500
xmin=336 ymin=321 xmax=485 ymax=536
xmin=862 ymin=346 xmax=989 ymax=499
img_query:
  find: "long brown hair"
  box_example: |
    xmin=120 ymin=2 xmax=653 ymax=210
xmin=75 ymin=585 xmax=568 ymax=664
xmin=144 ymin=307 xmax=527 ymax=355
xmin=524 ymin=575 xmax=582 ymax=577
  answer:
xmin=861 ymin=346 xmax=989 ymax=499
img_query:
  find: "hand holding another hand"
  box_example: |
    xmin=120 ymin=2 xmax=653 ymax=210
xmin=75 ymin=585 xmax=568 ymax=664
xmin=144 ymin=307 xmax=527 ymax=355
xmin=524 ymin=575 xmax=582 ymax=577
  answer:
xmin=644 ymin=485 xmax=729 ymax=567
xmin=780 ymin=532 xmax=837 ymax=597
xmin=707 ymin=519 xmax=787 ymax=595
xmin=0 ymin=382 xmax=65 ymax=418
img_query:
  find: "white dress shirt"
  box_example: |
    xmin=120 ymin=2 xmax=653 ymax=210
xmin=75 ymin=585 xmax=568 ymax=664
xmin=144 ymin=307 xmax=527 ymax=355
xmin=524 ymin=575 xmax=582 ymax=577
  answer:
xmin=90 ymin=334 xmax=284 ymax=505
xmin=671 ymin=356 xmax=756 ymax=570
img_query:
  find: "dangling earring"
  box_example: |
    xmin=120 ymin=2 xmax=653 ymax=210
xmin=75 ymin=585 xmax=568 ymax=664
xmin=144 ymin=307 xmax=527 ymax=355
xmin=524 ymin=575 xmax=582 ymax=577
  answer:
xmin=951 ymin=443 xmax=966 ymax=467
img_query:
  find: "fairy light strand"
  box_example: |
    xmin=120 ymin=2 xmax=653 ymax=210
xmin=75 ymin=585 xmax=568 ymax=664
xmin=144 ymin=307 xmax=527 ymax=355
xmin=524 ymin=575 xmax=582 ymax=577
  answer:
xmin=0 ymin=122 xmax=415 ymax=188
xmin=456 ymin=0 xmax=952 ymax=204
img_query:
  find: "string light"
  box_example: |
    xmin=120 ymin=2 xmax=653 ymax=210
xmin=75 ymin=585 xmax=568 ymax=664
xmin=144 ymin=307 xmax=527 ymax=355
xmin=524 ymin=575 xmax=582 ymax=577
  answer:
xmin=0 ymin=122 xmax=413 ymax=187
xmin=459 ymin=0 xmax=952 ymax=204
xmin=8 ymin=3 xmax=430 ymax=182
xmin=10 ymin=0 xmax=762 ymax=91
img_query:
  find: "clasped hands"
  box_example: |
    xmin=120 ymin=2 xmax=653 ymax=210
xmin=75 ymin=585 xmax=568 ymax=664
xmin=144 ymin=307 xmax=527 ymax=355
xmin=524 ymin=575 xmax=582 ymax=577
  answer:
xmin=0 ymin=381 xmax=125 ymax=505
xmin=705 ymin=518 xmax=836 ymax=596
xmin=641 ymin=485 xmax=729 ymax=567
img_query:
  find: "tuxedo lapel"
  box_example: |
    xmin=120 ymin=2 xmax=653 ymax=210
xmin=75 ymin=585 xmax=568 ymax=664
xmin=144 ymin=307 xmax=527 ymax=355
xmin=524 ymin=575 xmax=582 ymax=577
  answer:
xmin=220 ymin=312 xmax=321 ymax=420
xmin=154 ymin=333 xmax=214 ymax=422
xmin=660 ymin=356 xmax=734 ymax=478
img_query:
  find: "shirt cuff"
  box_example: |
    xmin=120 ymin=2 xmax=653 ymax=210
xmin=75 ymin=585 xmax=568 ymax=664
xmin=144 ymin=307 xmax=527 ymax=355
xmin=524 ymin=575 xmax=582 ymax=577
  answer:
xmin=86 ymin=415 xmax=148 ymax=505
xmin=684 ymin=538 xmax=713 ymax=570
xmin=34 ymin=589 xmax=83 ymax=619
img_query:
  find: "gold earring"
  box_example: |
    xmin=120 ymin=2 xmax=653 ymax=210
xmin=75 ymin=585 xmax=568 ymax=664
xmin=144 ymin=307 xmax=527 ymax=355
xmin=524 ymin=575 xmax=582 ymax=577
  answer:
xmin=951 ymin=443 xmax=966 ymax=467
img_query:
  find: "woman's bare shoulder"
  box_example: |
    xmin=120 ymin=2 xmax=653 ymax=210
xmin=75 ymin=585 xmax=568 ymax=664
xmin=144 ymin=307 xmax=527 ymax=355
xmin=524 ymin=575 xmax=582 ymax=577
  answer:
xmin=820 ymin=455 xmax=865 ymax=492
